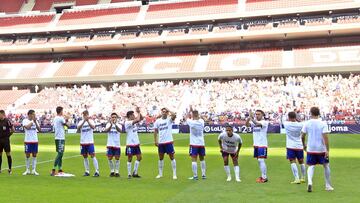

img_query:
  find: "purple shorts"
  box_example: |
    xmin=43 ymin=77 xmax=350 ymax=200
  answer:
xmin=287 ymin=148 xmax=304 ymax=161
xmin=80 ymin=144 xmax=95 ymax=155
xmin=107 ymin=147 xmax=121 ymax=157
xmin=125 ymin=145 xmax=142 ymax=156
xmin=25 ymin=143 xmax=38 ymax=154
xmin=307 ymin=153 xmax=329 ymax=165
xmin=254 ymin=147 xmax=267 ymax=159
xmin=158 ymin=143 xmax=175 ymax=154
xmin=189 ymin=145 xmax=206 ymax=157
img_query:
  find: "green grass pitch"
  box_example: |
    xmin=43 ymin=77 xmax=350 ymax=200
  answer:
xmin=0 ymin=133 xmax=359 ymax=203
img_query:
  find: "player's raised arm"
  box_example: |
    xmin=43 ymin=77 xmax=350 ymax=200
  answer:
xmin=77 ymin=120 xmax=86 ymax=132
xmin=104 ymin=120 xmax=112 ymax=133
xmin=167 ymin=108 xmax=176 ymax=121
xmin=34 ymin=119 xmax=41 ymax=132
xmin=132 ymin=107 xmax=143 ymax=125
xmin=88 ymin=119 xmax=95 ymax=130
xmin=63 ymin=115 xmax=71 ymax=127
xmin=23 ymin=119 xmax=34 ymax=130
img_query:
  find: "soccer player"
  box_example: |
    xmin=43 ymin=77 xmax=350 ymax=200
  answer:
xmin=301 ymin=107 xmax=333 ymax=192
xmin=186 ymin=107 xmax=206 ymax=180
xmin=125 ymin=107 xmax=143 ymax=179
xmin=22 ymin=110 xmax=41 ymax=176
xmin=0 ymin=110 xmax=15 ymax=174
xmin=51 ymin=106 xmax=70 ymax=176
xmin=77 ymin=110 xmax=99 ymax=177
xmin=104 ymin=113 xmax=122 ymax=177
xmin=218 ymin=124 xmax=242 ymax=182
xmin=246 ymin=109 xmax=269 ymax=183
xmin=154 ymin=108 xmax=177 ymax=179
xmin=283 ymin=111 xmax=306 ymax=184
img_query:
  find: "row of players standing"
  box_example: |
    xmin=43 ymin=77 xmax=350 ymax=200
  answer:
xmin=0 ymin=106 xmax=333 ymax=192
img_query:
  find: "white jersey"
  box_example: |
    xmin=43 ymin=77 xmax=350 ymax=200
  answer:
xmin=125 ymin=120 xmax=140 ymax=146
xmin=78 ymin=119 xmax=95 ymax=145
xmin=22 ymin=119 xmax=38 ymax=143
xmin=53 ymin=116 xmax=66 ymax=140
xmin=284 ymin=121 xmax=304 ymax=149
xmin=154 ymin=117 xmax=174 ymax=144
xmin=218 ymin=132 xmax=242 ymax=153
xmin=187 ymin=118 xmax=205 ymax=146
xmin=301 ymin=119 xmax=330 ymax=153
xmin=251 ymin=120 xmax=269 ymax=147
xmin=106 ymin=122 xmax=121 ymax=148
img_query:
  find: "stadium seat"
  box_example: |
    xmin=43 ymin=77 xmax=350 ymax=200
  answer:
xmin=73 ymin=35 xmax=91 ymax=42
xmin=57 ymin=6 xmax=140 ymax=26
xmin=127 ymin=54 xmax=198 ymax=75
xmin=0 ymin=89 xmax=29 ymax=109
xmin=207 ymin=49 xmax=283 ymax=71
xmin=53 ymin=59 xmax=86 ymax=77
xmin=88 ymin=57 xmax=124 ymax=76
xmin=0 ymin=0 xmax=25 ymax=13
xmin=146 ymin=0 xmax=238 ymax=20
xmin=32 ymin=0 xmax=99 ymax=12
xmin=0 ymin=14 xmax=55 ymax=29
xmin=245 ymin=0 xmax=355 ymax=11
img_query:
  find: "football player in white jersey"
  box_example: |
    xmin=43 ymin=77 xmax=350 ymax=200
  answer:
xmin=301 ymin=107 xmax=333 ymax=192
xmin=218 ymin=124 xmax=242 ymax=182
xmin=154 ymin=108 xmax=177 ymax=179
xmin=77 ymin=110 xmax=99 ymax=177
xmin=246 ymin=109 xmax=269 ymax=183
xmin=186 ymin=107 xmax=206 ymax=180
xmin=125 ymin=107 xmax=143 ymax=179
xmin=104 ymin=113 xmax=122 ymax=177
xmin=51 ymin=106 xmax=71 ymax=176
xmin=22 ymin=110 xmax=41 ymax=176
xmin=283 ymin=111 xmax=306 ymax=184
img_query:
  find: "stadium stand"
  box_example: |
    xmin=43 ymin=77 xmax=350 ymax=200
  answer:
xmin=6 ymin=74 xmax=360 ymax=126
